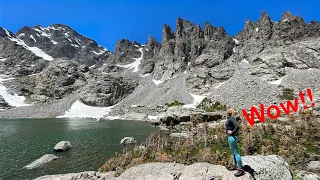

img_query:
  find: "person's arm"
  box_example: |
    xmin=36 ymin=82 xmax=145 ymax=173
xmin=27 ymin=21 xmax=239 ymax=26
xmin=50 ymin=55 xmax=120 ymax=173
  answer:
xmin=230 ymin=117 xmax=240 ymax=135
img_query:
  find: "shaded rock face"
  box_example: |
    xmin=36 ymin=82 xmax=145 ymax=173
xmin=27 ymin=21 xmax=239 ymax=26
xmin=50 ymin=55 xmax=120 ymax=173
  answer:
xmin=24 ymin=154 xmax=59 ymax=169
xmin=0 ymin=95 xmax=9 ymax=110
xmin=80 ymin=75 xmax=137 ymax=107
xmin=16 ymin=24 xmax=111 ymax=66
xmin=0 ymin=28 xmax=49 ymax=77
xmin=107 ymin=39 xmax=141 ymax=64
xmin=30 ymin=59 xmax=87 ymax=102
xmin=54 ymin=141 xmax=72 ymax=152
xmin=152 ymin=18 xmax=233 ymax=82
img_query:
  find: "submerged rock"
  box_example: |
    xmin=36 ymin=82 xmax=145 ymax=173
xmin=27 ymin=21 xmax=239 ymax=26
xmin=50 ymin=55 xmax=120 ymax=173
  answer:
xmin=54 ymin=141 xmax=72 ymax=152
xmin=24 ymin=154 xmax=59 ymax=169
xmin=120 ymin=137 xmax=137 ymax=145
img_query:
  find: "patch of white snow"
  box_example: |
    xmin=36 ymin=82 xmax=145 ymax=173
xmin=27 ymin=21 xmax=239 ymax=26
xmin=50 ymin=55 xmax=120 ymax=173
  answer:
xmin=183 ymin=94 xmax=206 ymax=108
xmin=30 ymin=35 xmax=36 ymax=42
xmin=268 ymin=76 xmax=285 ymax=85
xmin=152 ymin=79 xmax=163 ymax=85
xmin=233 ymin=39 xmax=240 ymax=45
xmin=214 ymin=81 xmax=226 ymax=89
xmin=255 ymin=28 xmax=259 ymax=32
xmin=57 ymin=100 xmax=114 ymax=119
xmin=0 ymin=77 xmax=30 ymax=107
xmin=117 ymin=48 xmax=143 ymax=72
xmin=242 ymin=59 xmax=249 ymax=64
xmin=18 ymin=33 xmax=25 ymax=38
xmin=51 ymin=40 xmax=57 ymax=44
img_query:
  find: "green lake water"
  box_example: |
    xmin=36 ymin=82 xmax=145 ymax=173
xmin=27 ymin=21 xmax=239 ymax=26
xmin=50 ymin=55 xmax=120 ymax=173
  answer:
xmin=0 ymin=118 xmax=157 ymax=180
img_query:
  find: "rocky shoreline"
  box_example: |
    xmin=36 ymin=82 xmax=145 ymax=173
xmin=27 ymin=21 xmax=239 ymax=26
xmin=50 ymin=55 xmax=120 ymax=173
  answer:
xmin=34 ymin=155 xmax=320 ymax=180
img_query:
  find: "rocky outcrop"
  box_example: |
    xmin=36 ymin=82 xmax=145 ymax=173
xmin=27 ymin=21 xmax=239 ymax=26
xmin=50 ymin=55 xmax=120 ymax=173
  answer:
xmin=80 ymin=75 xmax=137 ymax=107
xmin=30 ymin=59 xmax=87 ymax=102
xmin=156 ymin=106 xmax=223 ymax=126
xmin=114 ymin=155 xmax=291 ymax=180
xmin=0 ymin=95 xmax=9 ymax=110
xmin=24 ymin=154 xmax=59 ymax=169
xmin=35 ymin=155 xmax=292 ymax=180
xmin=120 ymin=137 xmax=137 ymax=145
xmin=54 ymin=141 xmax=72 ymax=152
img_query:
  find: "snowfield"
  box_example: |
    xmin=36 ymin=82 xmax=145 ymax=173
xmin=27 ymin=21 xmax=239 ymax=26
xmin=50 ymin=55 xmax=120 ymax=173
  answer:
xmin=0 ymin=77 xmax=31 ymax=107
xmin=57 ymin=100 xmax=114 ymax=119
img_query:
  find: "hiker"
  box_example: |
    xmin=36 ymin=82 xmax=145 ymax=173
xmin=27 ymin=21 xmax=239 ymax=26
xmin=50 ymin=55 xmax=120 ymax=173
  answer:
xmin=225 ymin=108 xmax=245 ymax=177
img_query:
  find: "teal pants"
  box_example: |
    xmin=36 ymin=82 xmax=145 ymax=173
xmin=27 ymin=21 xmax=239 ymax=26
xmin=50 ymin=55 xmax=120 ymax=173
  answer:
xmin=228 ymin=135 xmax=243 ymax=168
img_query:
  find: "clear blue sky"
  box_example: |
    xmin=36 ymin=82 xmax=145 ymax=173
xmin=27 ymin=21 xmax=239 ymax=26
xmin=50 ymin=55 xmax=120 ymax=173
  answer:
xmin=0 ymin=0 xmax=319 ymax=51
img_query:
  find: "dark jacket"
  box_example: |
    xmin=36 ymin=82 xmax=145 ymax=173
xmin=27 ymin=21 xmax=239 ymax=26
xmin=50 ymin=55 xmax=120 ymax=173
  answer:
xmin=225 ymin=117 xmax=240 ymax=136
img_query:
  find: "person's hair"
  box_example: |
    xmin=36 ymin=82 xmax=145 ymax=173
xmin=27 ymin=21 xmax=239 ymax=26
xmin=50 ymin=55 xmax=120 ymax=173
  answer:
xmin=226 ymin=108 xmax=236 ymax=118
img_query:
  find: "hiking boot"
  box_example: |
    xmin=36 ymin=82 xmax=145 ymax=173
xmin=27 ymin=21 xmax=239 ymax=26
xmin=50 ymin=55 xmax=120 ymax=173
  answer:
xmin=227 ymin=164 xmax=237 ymax=171
xmin=234 ymin=169 xmax=245 ymax=177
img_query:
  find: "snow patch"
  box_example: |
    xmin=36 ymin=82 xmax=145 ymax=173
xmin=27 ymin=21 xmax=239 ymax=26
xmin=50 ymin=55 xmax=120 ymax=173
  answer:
xmin=71 ymin=44 xmax=80 ymax=48
xmin=0 ymin=77 xmax=30 ymax=107
xmin=92 ymin=50 xmax=104 ymax=55
xmin=117 ymin=48 xmax=143 ymax=72
xmin=3 ymin=28 xmax=11 ymax=37
xmin=57 ymin=100 xmax=114 ymax=119
xmin=148 ymin=115 xmax=157 ymax=120
xmin=34 ymin=28 xmax=50 ymax=37
xmin=255 ymin=28 xmax=259 ymax=32
xmin=152 ymin=79 xmax=163 ymax=85
xmin=18 ymin=33 xmax=25 ymax=38
xmin=134 ymin=45 xmax=139 ymax=48
xmin=28 ymin=47 xmax=53 ymax=61
xmin=183 ymin=94 xmax=206 ymax=108
xmin=30 ymin=35 xmax=36 ymax=42
xmin=268 ymin=76 xmax=285 ymax=85
xmin=131 ymin=105 xmax=138 ymax=108
xmin=233 ymin=39 xmax=240 ymax=45
xmin=242 ymin=59 xmax=249 ymax=64
xmin=8 ymin=36 xmax=53 ymax=61
xmin=140 ymin=73 xmax=150 ymax=77
xmin=233 ymin=47 xmax=236 ymax=53
xmin=51 ymin=40 xmax=57 ymax=44
xmin=0 ymin=58 xmax=7 ymax=62
xmin=214 ymin=81 xmax=226 ymax=89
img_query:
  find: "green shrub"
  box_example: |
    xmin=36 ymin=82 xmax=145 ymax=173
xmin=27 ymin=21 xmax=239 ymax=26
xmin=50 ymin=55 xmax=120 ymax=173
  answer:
xmin=197 ymin=98 xmax=227 ymax=112
xmin=166 ymin=100 xmax=185 ymax=107
xmin=279 ymin=88 xmax=294 ymax=100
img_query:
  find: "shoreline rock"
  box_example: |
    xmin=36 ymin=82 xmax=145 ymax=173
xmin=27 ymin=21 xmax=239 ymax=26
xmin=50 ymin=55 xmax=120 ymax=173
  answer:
xmin=54 ymin=141 xmax=72 ymax=152
xmin=24 ymin=154 xmax=59 ymax=169
xmin=120 ymin=137 xmax=137 ymax=145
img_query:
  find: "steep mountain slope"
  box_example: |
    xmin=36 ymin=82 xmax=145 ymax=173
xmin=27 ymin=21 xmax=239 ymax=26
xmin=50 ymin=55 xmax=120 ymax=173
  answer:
xmin=16 ymin=24 xmax=111 ymax=66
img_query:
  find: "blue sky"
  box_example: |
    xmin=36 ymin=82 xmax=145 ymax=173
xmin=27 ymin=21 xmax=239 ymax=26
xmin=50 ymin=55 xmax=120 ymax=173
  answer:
xmin=0 ymin=0 xmax=319 ymax=51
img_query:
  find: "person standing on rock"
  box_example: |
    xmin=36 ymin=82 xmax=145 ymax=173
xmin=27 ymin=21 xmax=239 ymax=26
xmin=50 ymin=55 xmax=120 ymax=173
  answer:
xmin=225 ymin=108 xmax=245 ymax=177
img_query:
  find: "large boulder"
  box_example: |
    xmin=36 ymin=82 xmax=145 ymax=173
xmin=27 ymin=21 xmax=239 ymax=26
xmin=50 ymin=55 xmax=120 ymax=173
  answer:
xmin=120 ymin=137 xmax=137 ymax=145
xmin=24 ymin=154 xmax=59 ymax=169
xmin=115 ymin=155 xmax=292 ymax=180
xmin=54 ymin=141 xmax=72 ymax=152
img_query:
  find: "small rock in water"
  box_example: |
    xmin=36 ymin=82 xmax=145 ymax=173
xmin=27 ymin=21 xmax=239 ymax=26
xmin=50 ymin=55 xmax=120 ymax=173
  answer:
xmin=54 ymin=141 xmax=72 ymax=152
xmin=24 ymin=154 xmax=59 ymax=169
xmin=120 ymin=137 xmax=137 ymax=144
